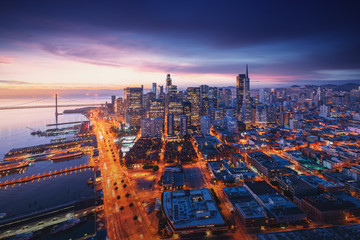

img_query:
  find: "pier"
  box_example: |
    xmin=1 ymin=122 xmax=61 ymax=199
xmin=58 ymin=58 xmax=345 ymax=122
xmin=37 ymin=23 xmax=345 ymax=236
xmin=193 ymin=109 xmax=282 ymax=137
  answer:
xmin=46 ymin=121 xmax=86 ymax=127
xmin=0 ymin=164 xmax=93 ymax=187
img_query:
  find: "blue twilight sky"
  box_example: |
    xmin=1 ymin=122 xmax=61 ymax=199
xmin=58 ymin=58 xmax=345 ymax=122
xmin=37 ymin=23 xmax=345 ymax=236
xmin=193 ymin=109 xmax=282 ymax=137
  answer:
xmin=0 ymin=0 xmax=359 ymax=95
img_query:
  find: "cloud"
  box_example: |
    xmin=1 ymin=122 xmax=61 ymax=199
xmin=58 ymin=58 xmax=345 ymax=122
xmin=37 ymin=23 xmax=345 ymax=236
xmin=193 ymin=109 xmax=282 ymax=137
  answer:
xmin=0 ymin=56 xmax=13 ymax=64
xmin=0 ymin=80 xmax=29 ymax=85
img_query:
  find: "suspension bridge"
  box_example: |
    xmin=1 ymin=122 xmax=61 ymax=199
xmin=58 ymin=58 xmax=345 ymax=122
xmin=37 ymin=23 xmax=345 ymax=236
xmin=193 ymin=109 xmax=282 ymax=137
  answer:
xmin=0 ymin=94 xmax=103 ymax=125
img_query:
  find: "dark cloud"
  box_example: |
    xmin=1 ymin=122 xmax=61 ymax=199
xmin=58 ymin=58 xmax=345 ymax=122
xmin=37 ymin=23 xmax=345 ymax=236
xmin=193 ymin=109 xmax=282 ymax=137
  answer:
xmin=0 ymin=0 xmax=359 ymax=83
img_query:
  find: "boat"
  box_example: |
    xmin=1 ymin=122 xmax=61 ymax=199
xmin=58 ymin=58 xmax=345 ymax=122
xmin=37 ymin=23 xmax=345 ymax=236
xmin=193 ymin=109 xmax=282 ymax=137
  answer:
xmin=0 ymin=213 xmax=6 ymax=218
xmin=0 ymin=161 xmax=30 ymax=173
xmin=10 ymin=232 xmax=33 ymax=240
xmin=26 ymin=152 xmax=53 ymax=162
xmin=51 ymin=150 xmax=83 ymax=162
xmin=87 ymin=177 xmax=94 ymax=185
xmin=51 ymin=218 xmax=81 ymax=234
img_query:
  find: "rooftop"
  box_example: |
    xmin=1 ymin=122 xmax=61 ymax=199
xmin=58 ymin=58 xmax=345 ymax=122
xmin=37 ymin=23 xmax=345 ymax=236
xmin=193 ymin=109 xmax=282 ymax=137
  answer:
xmin=162 ymin=189 xmax=225 ymax=229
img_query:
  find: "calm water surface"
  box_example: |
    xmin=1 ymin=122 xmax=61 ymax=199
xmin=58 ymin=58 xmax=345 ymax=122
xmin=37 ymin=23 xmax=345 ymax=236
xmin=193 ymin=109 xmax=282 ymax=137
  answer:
xmin=0 ymin=96 xmax=108 ymax=238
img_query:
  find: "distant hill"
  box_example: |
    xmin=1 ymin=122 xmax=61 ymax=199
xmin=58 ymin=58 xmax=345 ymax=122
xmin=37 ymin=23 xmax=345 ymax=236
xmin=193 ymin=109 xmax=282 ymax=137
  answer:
xmin=320 ymin=82 xmax=360 ymax=92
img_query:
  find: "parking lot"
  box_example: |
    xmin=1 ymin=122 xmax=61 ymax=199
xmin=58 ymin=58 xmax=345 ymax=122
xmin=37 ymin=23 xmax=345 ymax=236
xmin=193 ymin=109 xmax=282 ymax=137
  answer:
xmin=183 ymin=166 xmax=205 ymax=189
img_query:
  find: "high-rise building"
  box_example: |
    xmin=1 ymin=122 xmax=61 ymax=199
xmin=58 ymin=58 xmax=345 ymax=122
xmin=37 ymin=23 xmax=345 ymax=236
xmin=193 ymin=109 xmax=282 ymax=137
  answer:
xmin=147 ymin=99 xmax=165 ymax=119
xmin=256 ymin=104 xmax=267 ymax=126
xmin=143 ymin=91 xmax=156 ymax=112
xmin=167 ymin=113 xmax=174 ymax=136
xmin=180 ymin=115 xmax=188 ymax=137
xmin=114 ymin=97 xmax=124 ymax=115
xmin=152 ymin=83 xmax=157 ymax=95
xmin=182 ymin=101 xmax=192 ymax=129
xmin=168 ymin=98 xmax=183 ymax=130
xmin=207 ymin=107 xmax=216 ymax=124
xmin=158 ymin=85 xmax=164 ymax=97
xmin=241 ymin=65 xmax=252 ymax=125
xmin=223 ymin=115 xmax=238 ymax=134
xmin=259 ymin=89 xmax=265 ymax=104
xmin=168 ymin=85 xmax=178 ymax=99
xmin=225 ymin=89 xmax=232 ymax=107
xmin=218 ymin=88 xmax=225 ymax=108
xmin=200 ymin=85 xmax=209 ymax=115
xmin=111 ymin=95 xmax=116 ymax=105
xmin=186 ymin=87 xmax=201 ymax=126
xmin=320 ymin=105 xmax=330 ymax=118
xmin=201 ymin=115 xmax=211 ymax=136
xmin=236 ymin=73 xmax=245 ymax=113
xmin=201 ymin=97 xmax=210 ymax=116
xmin=141 ymin=118 xmax=163 ymax=138
xmin=267 ymin=104 xmax=278 ymax=125
xmin=166 ymin=74 xmax=172 ymax=93
xmin=208 ymin=87 xmax=218 ymax=109
xmin=124 ymin=86 xmax=143 ymax=127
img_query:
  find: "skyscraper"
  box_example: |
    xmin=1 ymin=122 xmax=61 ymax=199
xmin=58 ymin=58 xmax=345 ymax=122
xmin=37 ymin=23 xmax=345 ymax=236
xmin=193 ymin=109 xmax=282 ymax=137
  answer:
xmin=201 ymin=115 xmax=211 ymax=136
xmin=166 ymin=74 xmax=172 ymax=93
xmin=180 ymin=115 xmax=188 ymax=137
xmin=167 ymin=113 xmax=174 ymax=136
xmin=186 ymin=87 xmax=201 ymax=126
xmin=124 ymin=86 xmax=143 ymax=127
xmin=152 ymin=82 xmax=157 ymax=95
xmin=182 ymin=101 xmax=192 ymax=129
xmin=141 ymin=118 xmax=163 ymax=138
xmin=236 ymin=73 xmax=245 ymax=114
xmin=240 ymin=65 xmax=252 ymax=126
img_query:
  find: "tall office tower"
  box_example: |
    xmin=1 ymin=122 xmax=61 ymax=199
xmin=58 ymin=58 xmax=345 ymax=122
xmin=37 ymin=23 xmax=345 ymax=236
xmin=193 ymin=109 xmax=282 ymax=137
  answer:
xmin=182 ymin=101 xmax=192 ymax=129
xmin=267 ymin=104 xmax=278 ymax=126
xmin=256 ymin=104 xmax=267 ymax=127
xmin=200 ymin=97 xmax=210 ymax=116
xmin=167 ymin=113 xmax=174 ymax=136
xmin=236 ymin=73 xmax=245 ymax=113
xmin=208 ymin=87 xmax=218 ymax=108
xmin=223 ymin=115 xmax=238 ymax=134
xmin=152 ymin=83 xmax=157 ymax=95
xmin=319 ymin=105 xmax=330 ymax=118
xmin=225 ymin=89 xmax=232 ymax=107
xmin=180 ymin=115 xmax=188 ymax=137
xmin=200 ymin=85 xmax=209 ymax=115
xmin=115 ymin=97 xmax=124 ymax=115
xmin=259 ymin=89 xmax=265 ymax=103
xmin=218 ymin=88 xmax=225 ymax=108
xmin=143 ymin=91 xmax=156 ymax=112
xmin=279 ymin=111 xmax=290 ymax=127
xmin=148 ymin=99 xmax=165 ymax=119
xmin=207 ymin=107 xmax=216 ymax=124
xmin=241 ymin=64 xmax=252 ymax=125
xmin=200 ymin=85 xmax=209 ymax=98
xmin=215 ymin=109 xmax=225 ymax=125
xmin=186 ymin=87 xmax=201 ymax=126
xmin=168 ymin=98 xmax=183 ymax=130
xmin=158 ymin=85 xmax=164 ymax=96
xmin=226 ymin=109 xmax=235 ymax=118
xmin=166 ymin=74 xmax=172 ymax=93
xmin=111 ymin=95 xmax=116 ymax=105
xmin=231 ymin=98 xmax=239 ymax=112
xmin=124 ymin=86 xmax=143 ymax=127
xmin=168 ymin=85 xmax=178 ymax=99
xmin=141 ymin=118 xmax=163 ymax=138
xmin=201 ymin=115 xmax=211 ymax=136
xmin=319 ymin=87 xmax=326 ymax=105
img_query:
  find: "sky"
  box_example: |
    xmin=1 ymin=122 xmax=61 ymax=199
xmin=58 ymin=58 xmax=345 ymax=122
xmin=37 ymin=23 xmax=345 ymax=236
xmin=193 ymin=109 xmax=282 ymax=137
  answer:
xmin=1 ymin=0 xmax=360 ymax=96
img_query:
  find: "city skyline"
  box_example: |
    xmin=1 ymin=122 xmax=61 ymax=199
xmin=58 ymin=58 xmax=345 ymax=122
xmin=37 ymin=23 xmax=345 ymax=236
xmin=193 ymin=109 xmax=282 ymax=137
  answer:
xmin=1 ymin=1 xmax=360 ymax=96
